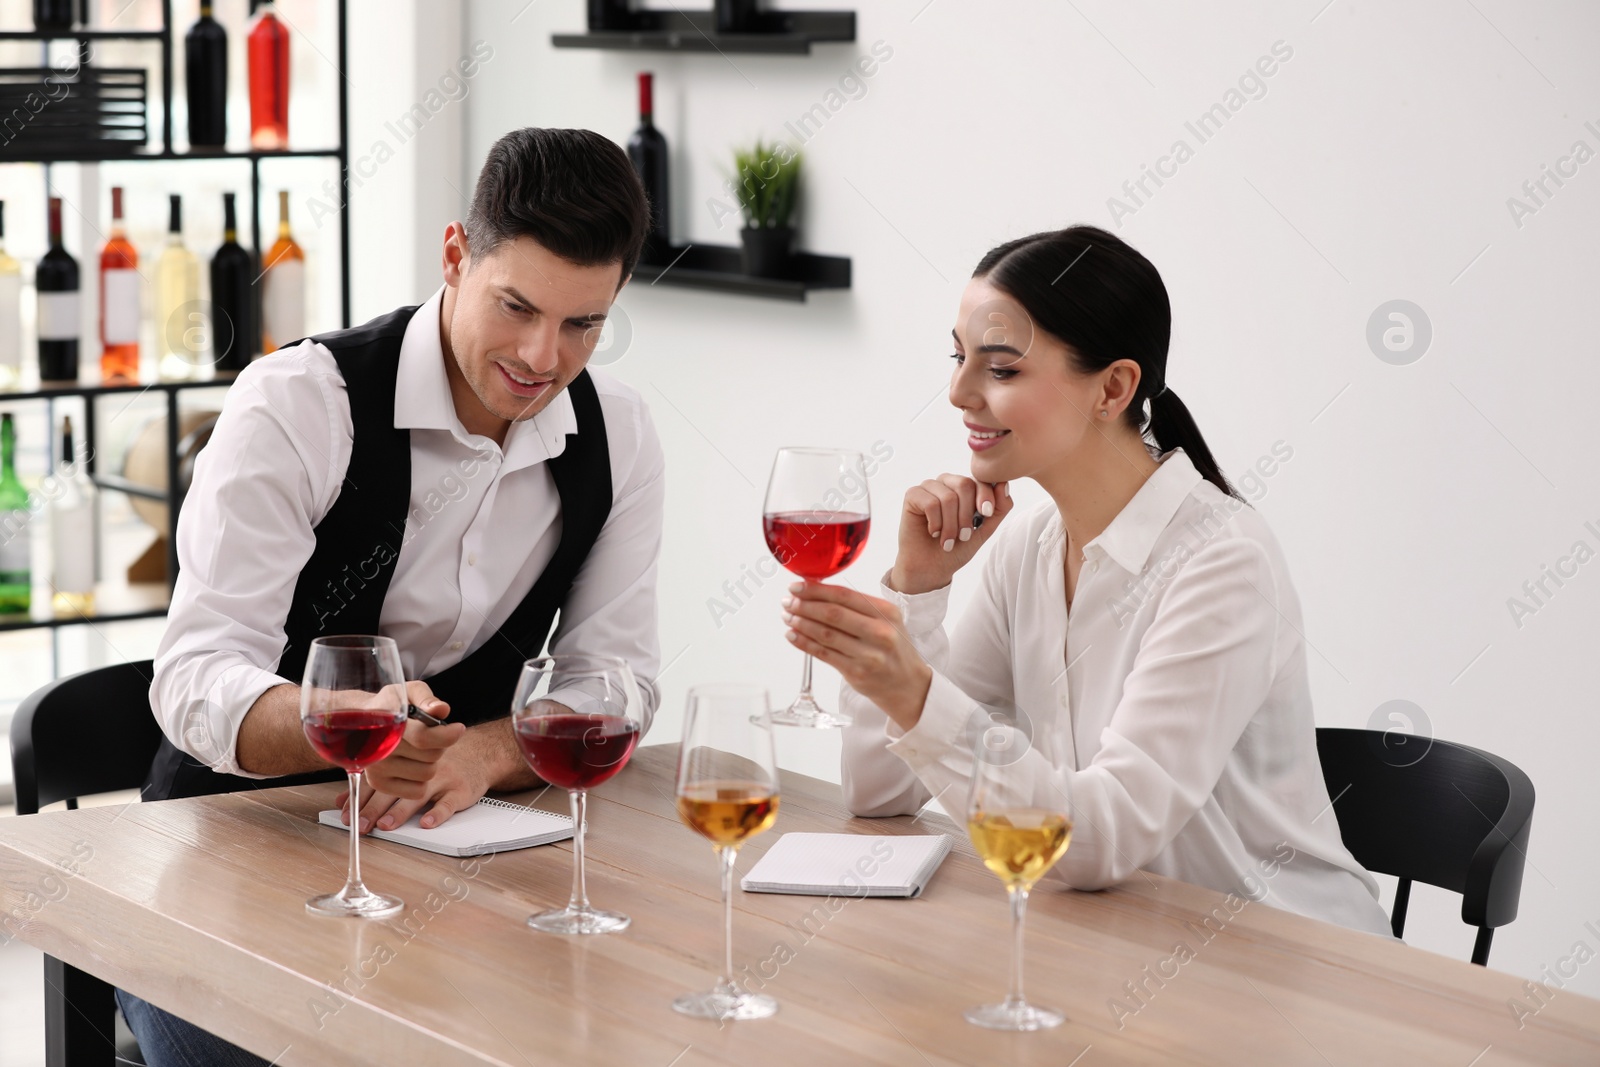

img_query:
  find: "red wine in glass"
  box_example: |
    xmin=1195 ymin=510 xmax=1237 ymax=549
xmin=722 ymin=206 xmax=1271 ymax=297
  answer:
xmin=762 ymin=448 xmax=872 ymax=728
xmin=305 ymin=709 xmax=406 ymax=771
xmin=762 ymin=511 xmax=870 ymax=580
xmin=514 ymin=714 xmax=640 ymax=790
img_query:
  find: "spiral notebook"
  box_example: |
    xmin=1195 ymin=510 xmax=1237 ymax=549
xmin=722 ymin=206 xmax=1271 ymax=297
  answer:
xmin=740 ymin=833 xmax=954 ymax=898
xmin=316 ymin=797 xmax=574 ymax=857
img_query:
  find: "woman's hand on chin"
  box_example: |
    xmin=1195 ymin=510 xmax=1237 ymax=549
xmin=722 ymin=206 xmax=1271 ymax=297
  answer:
xmin=890 ymin=474 xmax=1014 ymax=595
xmin=782 ymin=582 xmax=933 ymax=732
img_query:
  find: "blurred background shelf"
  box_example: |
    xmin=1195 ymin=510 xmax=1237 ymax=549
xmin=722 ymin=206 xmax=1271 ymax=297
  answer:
xmin=631 ymin=244 xmax=850 ymax=301
xmin=553 ymin=9 xmax=855 ymax=55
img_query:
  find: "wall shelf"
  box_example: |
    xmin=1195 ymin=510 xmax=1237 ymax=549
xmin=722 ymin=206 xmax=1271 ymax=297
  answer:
xmin=553 ymin=10 xmax=854 ymax=54
xmin=632 ymin=244 xmax=849 ymax=302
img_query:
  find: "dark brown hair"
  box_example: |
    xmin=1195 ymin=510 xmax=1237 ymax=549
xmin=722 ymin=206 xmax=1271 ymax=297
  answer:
xmin=974 ymin=225 xmax=1241 ymax=500
xmin=465 ymin=127 xmax=649 ymax=280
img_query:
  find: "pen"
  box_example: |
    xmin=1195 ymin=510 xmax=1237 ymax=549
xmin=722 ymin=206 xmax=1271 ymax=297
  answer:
xmin=407 ymin=704 xmax=446 ymax=727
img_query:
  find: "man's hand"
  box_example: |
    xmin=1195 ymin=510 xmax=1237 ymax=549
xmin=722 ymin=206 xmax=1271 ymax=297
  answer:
xmin=340 ymin=719 xmax=524 ymax=833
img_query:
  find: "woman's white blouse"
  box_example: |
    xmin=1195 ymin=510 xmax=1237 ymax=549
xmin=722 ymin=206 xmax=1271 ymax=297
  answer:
xmin=840 ymin=449 xmax=1393 ymax=936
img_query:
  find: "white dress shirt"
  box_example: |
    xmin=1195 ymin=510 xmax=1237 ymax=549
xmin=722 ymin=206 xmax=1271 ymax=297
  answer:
xmin=841 ymin=449 xmax=1392 ymax=936
xmin=153 ymin=286 xmax=664 ymax=776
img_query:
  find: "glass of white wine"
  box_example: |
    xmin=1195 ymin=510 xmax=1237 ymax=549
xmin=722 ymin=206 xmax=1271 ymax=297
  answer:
xmin=964 ymin=724 xmax=1072 ymax=1031
xmin=673 ymin=684 xmax=781 ymax=1021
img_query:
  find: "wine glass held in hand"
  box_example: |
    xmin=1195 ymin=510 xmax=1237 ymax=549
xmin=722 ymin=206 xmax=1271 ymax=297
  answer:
xmin=673 ymin=684 xmax=781 ymax=1022
xmin=300 ymin=636 xmax=410 ymax=919
xmin=512 ymin=655 xmax=645 ymax=935
xmin=762 ymin=447 xmax=871 ymax=728
xmin=965 ymin=725 xmax=1072 ymax=1031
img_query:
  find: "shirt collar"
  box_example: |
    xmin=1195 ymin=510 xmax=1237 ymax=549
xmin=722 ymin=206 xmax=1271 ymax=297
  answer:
xmin=393 ymin=286 xmax=578 ymax=465
xmin=1038 ymin=448 xmax=1205 ymax=574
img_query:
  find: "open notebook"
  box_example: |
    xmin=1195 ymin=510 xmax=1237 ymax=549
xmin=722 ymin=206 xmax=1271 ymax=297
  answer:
xmin=740 ymin=833 xmax=953 ymax=898
xmin=316 ymin=797 xmax=573 ymax=857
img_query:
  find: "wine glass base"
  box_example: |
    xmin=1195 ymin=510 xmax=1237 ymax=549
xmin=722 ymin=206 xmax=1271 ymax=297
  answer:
xmin=527 ymin=906 xmax=631 ymax=935
xmin=305 ymin=889 xmax=403 ymax=919
xmin=673 ymin=989 xmax=778 ymax=1021
xmin=770 ymin=697 xmax=851 ymax=729
xmin=963 ymin=1001 xmax=1065 ymax=1031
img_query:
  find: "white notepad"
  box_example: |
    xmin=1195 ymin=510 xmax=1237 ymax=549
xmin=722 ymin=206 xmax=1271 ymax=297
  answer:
xmin=740 ymin=833 xmax=953 ymax=898
xmin=317 ymin=797 xmax=573 ymax=857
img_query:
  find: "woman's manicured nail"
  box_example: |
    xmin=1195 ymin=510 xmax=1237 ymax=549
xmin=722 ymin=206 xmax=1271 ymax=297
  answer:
xmin=782 ymin=595 xmax=797 ymax=609
xmin=786 ymin=631 xmax=799 ymax=643
xmin=959 ymin=528 xmax=972 ymax=542
xmin=788 ymin=582 xmax=802 ymax=594
xmin=981 ymin=501 xmax=994 ymax=517
xmin=943 ymin=539 xmax=955 ymax=552
xmin=782 ymin=612 xmax=796 ymax=626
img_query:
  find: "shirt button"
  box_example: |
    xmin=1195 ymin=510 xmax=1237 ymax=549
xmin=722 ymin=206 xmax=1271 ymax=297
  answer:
xmin=467 ymin=553 xmax=477 ymax=566
xmin=1059 ymin=694 xmax=1070 ymax=709
xmin=450 ymin=641 xmax=463 ymax=652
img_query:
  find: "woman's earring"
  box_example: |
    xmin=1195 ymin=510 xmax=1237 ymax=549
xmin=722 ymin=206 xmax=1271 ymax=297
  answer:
xmin=1099 ymin=410 xmax=1109 ymax=417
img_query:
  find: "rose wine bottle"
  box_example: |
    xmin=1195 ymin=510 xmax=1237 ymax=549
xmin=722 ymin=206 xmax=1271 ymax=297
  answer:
xmin=185 ymin=0 xmax=228 ymax=148
xmin=155 ymin=195 xmax=200 ymax=381
xmin=248 ymin=0 xmax=290 ymax=150
xmin=627 ymin=72 xmax=670 ymax=264
xmin=36 ymin=196 xmax=79 ymax=383
xmin=50 ymin=414 xmax=95 ymax=617
xmin=211 ymin=192 xmax=255 ymax=373
xmin=99 ymin=186 xmax=140 ymax=384
xmin=0 ymin=203 xmax=21 ymax=391
xmin=260 ymin=190 xmax=304 ymax=353
xmin=0 ymin=413 xmax=31 ymax=615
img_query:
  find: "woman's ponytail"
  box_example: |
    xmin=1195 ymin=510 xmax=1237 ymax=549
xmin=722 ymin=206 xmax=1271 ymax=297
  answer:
xmin=1146 ymin=386 xmax=1239 ymax=500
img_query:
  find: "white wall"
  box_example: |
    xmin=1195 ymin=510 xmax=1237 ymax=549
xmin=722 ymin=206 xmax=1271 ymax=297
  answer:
xmin=462 ymin=0 xmax=1600 ymax=998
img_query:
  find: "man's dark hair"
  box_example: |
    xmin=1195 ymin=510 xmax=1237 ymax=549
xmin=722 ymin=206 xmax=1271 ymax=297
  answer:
xmin=464 ymin=127 xmax=649 ymax=280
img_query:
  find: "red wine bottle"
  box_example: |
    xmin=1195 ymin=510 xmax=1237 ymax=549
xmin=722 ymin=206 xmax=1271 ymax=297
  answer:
xmin=210 ymin=193 xmax=255 ymax=373
xmin=185 ymin=0 xmax=228 ymax=148
xmin=627 ymin=72 xmax=670 ymax=264
xmin=33 ymin=0 xmax=73 ymax=32
xmin=36 ymin=196 xmax=79 ymax=383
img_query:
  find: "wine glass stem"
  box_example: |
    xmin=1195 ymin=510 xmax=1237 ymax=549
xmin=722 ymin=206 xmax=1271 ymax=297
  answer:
xmin=797 ymin=653 xmax=815 ymax=706
xmin=567 ymin=789 xmax=590 ymax=913
xmin=344 ymin=770 xmax=366 ymax=896
xmin=719 ymin=844 xmax=739 ymax=993
xmin=1007 ymin=885 xmax=1029 ymax=1010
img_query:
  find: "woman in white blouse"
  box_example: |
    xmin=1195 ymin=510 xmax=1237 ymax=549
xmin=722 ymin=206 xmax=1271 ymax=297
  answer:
xmin=782 ymin=225 xmax=1392 ymax=936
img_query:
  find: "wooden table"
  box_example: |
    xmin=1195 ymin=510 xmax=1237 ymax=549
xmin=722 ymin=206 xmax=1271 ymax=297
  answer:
xmin=2 ymin=744 xmax=1598 ymax=1065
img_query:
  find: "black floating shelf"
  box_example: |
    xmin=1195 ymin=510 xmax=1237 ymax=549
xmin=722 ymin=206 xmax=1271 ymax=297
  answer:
xmin=633 ymin=244 xmax=849 ymax=302
xmin=3 ymin=147 xmax=344 ymax=164
xmin=0 ymin=29 xmax=165 ymax=41
xmin=553 ymin=10 xmax=854 ymax=54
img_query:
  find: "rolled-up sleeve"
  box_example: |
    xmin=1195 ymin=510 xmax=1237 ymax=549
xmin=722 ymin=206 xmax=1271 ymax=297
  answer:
xmin=150 ymin=343 xmax=349 ymax=776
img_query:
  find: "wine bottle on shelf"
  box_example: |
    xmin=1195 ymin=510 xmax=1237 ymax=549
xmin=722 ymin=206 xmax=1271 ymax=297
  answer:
xmin=248 ymin=0 xmax=290 ymax=150
xmin=37 ymin=196 xmax=79 ymax=384
xmin=261 ymin=191 xmax=304 ymax=354
xmin=627 ymin=72 xmax=670 ymax=265
xmin=185 ymin=0 xmax=229 ymax=148
xmin=0 ymin=203 xmax=21 ymax=392
xmin=0 ymin=413 xmax=31 ymax=616
xmin=155 ymin=195 xmax=200 ymax=381
xmin=587 ymin=0 xmax=634 ymax=31
xmin=211 ymin=192 xmax=255 ymax=374
xmin=32 ymin=0 xmax=73 ymax=33
xmin=50 ymin=414 xmax=94 ymax=617
xmin=714 ymin=0 xmax=758 ymax=33
xmin=99 ymin=186 xmax=140 ymax=384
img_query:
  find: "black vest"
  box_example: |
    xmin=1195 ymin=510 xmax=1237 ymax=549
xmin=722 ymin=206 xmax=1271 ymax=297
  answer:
xmin=144 ymin=305 xmax=614 ymax=801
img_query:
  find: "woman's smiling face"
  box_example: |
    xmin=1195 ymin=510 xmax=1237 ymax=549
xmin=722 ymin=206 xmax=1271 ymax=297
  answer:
xmin=949 ymin=277 xmax=1137 ymax=486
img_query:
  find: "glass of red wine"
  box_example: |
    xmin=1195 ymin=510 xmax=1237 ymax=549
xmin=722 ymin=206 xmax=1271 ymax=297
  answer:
xmin=763 ymin=447 xmax=871 ymax=728
xmin=512 ymin=654 xmax=646 ymax=935
xmin=300 ymin=635 xmax=409 ymax=919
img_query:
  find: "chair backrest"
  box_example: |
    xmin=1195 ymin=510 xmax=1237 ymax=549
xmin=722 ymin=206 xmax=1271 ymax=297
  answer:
xmin=1315 ymin=727 xmax=1534 ymax=931
xmin=8 ymin=660 xmax=163 ymax=816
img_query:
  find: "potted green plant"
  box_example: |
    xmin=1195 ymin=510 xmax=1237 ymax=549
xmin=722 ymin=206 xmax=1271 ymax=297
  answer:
xmin=733 ymin=140 xmax=801 ymax=278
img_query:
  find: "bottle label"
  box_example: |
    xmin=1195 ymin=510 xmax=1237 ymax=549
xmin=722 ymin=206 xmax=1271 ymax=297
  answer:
xmin=37 ymin=291 xmax=80 ymax=341
xmin=103 ymin=269 xmax=140 ymax=344
xmin=51 ymin=502 xmax=94 ymax=594
xmin=0 ymin=509 xmax=30 ymax=580
xmin=0 ymin=273 xmax=21 ymax=370
xmin=261 ymin=259 xmax=305 ymax=352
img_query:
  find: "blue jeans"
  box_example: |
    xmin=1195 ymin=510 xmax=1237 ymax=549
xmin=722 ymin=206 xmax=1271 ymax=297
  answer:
xmin=115 ymin=988 xmax=273 ymax=1067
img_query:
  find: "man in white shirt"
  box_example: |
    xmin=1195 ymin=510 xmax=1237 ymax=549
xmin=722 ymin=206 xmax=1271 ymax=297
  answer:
xmin=123 ymin=127 xmax=665 ymax=1065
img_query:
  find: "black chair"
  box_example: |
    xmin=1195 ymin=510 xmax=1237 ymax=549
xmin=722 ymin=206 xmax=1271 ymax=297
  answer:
xmin=1315 ymin=727 xmax=1534 ymax=966
xmin=9 ymin=659 xmax=161 ymax=1067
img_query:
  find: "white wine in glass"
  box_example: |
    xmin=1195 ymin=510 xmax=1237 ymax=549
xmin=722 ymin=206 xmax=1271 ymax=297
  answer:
xmin=673 ymin=684 xmax=781 ymax=1021
xmin=965 ymin=725 xmax=1071 ymax=1031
